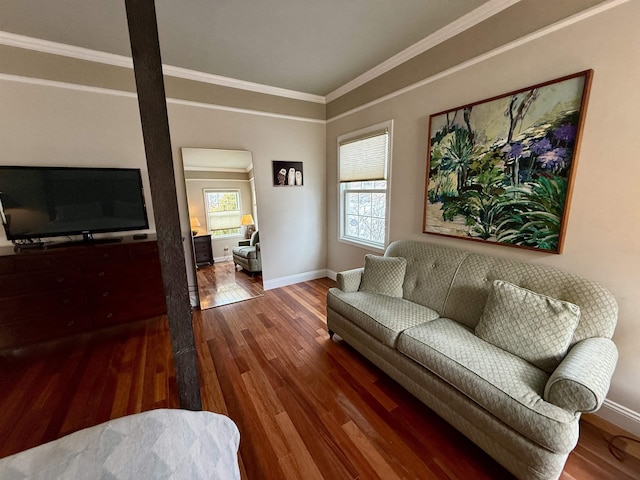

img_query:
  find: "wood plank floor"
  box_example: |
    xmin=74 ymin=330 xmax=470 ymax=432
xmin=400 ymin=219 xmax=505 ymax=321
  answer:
xmin=196 ymin=260 xmax=263 ymax=309
xmin=1 ymin=278 xmax=639 ymax=479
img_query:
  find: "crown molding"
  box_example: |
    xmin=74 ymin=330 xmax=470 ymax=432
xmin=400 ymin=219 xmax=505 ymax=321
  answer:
xmin=0 ymin=31 xmax=325 ymax=104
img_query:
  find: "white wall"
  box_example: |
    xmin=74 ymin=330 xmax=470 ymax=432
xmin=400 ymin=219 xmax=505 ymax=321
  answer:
xmin=326 ymin=1 xmax=640 ymax=427
xmin=167 ymin=103 xmax=327 ymax=286
xmin=0 ymin=78 xmax=327 ymax=289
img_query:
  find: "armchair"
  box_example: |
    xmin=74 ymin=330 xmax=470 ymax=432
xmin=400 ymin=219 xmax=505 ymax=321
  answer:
xmin=232 ymin=230 xmax=261 ymax=273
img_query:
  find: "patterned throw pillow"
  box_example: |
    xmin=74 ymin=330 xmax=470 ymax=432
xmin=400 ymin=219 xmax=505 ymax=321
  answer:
xmin=475 ymin=280 xmax=580 ymax=372
xmin=358 ymin=255 xmax=407 ymax=298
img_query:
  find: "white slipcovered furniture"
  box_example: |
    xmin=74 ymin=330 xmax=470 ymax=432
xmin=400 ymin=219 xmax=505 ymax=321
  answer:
xmin=0 ymin=409 xmax=240 ymax=480
xmin=326 ymin=240 xmax=618 ymax=480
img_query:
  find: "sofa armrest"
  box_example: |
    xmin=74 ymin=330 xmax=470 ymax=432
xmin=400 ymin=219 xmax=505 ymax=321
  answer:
xmin=544 ymin=337 xmax=618 ymax=413
xmin=336 ymin=268 xmax=364 ymax=292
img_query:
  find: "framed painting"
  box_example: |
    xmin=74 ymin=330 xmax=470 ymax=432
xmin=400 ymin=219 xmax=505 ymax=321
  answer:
xmin=273 ymin=161 xmax=303 ymax=186
xmin=423 ymin=70 xmax=593 ymax=253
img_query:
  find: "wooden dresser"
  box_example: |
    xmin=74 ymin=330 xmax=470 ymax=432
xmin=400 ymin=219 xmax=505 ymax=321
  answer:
xmin=0 ymin=236 xmax=166 ymax=350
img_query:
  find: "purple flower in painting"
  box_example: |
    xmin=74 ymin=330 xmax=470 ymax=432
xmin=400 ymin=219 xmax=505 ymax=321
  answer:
xmin=537 ymin=147 xmax=568 ymax=169
xmin=503 ymin=142 xmax=523 ymax=158
xmin=552 ymin=124 xmax=577 ymax=144
xmin=531 ymin=137 xmax=552 ymax=155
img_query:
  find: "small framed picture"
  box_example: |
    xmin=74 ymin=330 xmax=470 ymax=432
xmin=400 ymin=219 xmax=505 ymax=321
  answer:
xmin=273 ymin=161 xmax=303 ymax=186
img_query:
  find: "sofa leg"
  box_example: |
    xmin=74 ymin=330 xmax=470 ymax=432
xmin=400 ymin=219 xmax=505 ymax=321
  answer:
xmin=328 ymin=329 xmax=334 ymax=340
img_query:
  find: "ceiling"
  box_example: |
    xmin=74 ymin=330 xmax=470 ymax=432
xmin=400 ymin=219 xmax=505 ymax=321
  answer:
xmin=0 ymin=0 xmax=508 ymax=97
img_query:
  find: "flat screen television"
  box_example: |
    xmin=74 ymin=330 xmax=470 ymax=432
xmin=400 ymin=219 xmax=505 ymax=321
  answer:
xmin=0 ymin=166 xmax=149 ymax=244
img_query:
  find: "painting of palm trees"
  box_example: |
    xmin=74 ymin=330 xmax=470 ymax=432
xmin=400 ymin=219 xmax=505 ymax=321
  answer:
xmin=423 ymin=70 xmax=592 ymax=253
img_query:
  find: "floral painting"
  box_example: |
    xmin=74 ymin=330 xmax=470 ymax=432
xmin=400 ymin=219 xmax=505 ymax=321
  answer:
xmin=423 ymin=70 xmax=592 ymax=253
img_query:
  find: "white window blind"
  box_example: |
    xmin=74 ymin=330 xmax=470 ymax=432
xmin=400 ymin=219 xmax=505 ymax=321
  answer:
xmin=204 ymin=190 xmax=242 ymax=236
xmin=209 ymin=212 xmax=241 ymax=231
xmin=339 ymin=130 xmax=389 ymax=182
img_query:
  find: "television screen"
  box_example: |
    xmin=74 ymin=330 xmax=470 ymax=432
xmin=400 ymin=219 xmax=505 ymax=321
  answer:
xmin=0 ymin=166 xmax=149 ymax=242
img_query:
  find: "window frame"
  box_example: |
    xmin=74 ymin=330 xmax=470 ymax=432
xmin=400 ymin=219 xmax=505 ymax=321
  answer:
xmin=337 ymin=120 xmax=393 ymax=251
xmin=203 ymin=188 xmax=244 ymax=239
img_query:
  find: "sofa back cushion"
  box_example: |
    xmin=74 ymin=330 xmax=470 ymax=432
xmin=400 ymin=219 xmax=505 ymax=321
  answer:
xmin=385 ymin=240 xmax=468 ymax=313
xmin=442 ymin=253 xmax=618 ymax=346
xmin=475 ymin=280 xmax=580 ymax=372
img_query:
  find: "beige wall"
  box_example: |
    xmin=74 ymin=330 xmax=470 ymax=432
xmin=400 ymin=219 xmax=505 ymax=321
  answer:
xmin=0 ymin=77 xmax=327 ymax=287
xmin=0 ymin=80 xmax=152 ymax=240
xmin=326 ymin=1 xmax=640 ymax=418
xmin=167 ymin=103 xmax=327 ymax=285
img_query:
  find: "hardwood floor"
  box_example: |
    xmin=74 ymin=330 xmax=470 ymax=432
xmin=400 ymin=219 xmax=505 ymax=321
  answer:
xmin=196 ymin=260 xmax=263 ymax=309
xmin=1 ymin=278 xmax=639 ymax=479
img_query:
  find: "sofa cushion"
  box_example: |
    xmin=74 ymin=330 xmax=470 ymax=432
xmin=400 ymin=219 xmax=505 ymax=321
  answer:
xmin=397 ymin=318 xmax=579 ymax=453
xmin=327 ymin=288 xmax=439 ymax=348
xmin=359 ymin=255 xmax=407 ymax=298
xmin=232 ymin=246 xmax=257 ymax=260
xmin=476 ymin=280 xmax=580 ymax=372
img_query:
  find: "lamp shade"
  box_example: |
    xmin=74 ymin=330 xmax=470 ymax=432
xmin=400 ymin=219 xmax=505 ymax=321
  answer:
xmin=240 ymin=214 xmax=255 ymax=226
xmin=190 ymin=216 xmax=201 ymax=228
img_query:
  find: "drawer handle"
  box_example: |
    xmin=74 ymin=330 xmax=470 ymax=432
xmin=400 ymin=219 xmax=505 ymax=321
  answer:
xmin=62 ymin=298 xmax=70 ymax=304
xmin=98 ymin=271 xmax=105 ymax=277
xmin=102 ymin=291 xmax=109 ymax=297
xmin=67 ymin=320 xmax=75 ymax=327
xmin=106 ymin=313 xmax=113 ymax=319
xmin=57 ymin=277 xmax=65 ymax=283
xmin=103 ymin=253 xmax=110 ymax=258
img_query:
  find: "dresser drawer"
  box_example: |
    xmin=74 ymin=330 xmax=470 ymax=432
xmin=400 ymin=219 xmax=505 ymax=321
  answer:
xmin=87 ymin=274 xmax=165 ymax=305
xmin=13 ymin=252 xmax=85 ymax=273
xmin=83 ymin=257 xmax=161 ymax=282
xmin=130 ymin=241 xmax=160 ymax=258
xmin=0 ymin=314 xmax=90 ymax=350
xmin=91 ymin=292 xmax=167 ymax=327
xmin=84 ymin=243 xmax=132 ymax=263
xmin=0 ymin=269 xmax=82 ymax=298
xmin=0 ymin=257 xmax=14 ymax=274
xmin=0 ymin=289 xmax=87 ymax=324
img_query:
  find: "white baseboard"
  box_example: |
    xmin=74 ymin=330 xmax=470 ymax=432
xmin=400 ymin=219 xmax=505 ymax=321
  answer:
xmin=326 ymin=270 xmax=338 ymax=281
xmin=263 ymin=269 xmax=329 ymax=290
xmin=596 ymin=399 xmax=640 ymax=437
xmin=214 ymin=256 xmax=232 ymax=264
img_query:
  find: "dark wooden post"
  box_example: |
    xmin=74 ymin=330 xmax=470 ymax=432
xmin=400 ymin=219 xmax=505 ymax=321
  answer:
xmin=124 ymin=0 xmax=202 ymax=410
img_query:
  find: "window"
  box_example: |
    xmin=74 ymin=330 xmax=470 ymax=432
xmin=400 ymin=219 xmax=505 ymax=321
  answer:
xmin=338 ymin=121 xmax=392 ymax=249
xmin=204 ymin=189 xmax=242 ymax=238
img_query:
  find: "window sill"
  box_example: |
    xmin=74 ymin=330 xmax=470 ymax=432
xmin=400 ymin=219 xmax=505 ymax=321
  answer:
xmin=211 ymin=234 xmax=244 ymax=240
xmin=338 ymin=236 xmax=385 ymax=253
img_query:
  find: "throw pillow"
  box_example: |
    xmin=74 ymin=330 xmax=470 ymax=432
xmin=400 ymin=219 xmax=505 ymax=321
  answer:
xmin=358 ymin=254 xmax=407 ymax=298
xmin=475 ymin=280 xmax=580 ymax=372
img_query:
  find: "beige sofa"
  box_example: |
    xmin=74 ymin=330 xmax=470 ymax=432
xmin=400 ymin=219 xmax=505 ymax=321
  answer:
xmin=326 ymin=240 xmax=618 ymax=480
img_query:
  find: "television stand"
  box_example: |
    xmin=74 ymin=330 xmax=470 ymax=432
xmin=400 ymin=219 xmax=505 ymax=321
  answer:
xmin=0 ymin=235 xmax=166 ymax=350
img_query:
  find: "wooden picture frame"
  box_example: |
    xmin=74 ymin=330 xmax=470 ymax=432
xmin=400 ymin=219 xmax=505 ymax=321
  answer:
xmin=423 ymin=70 xmax=593 ymax=253
xmin=273 ymin=161 xmax=303 ymax=186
